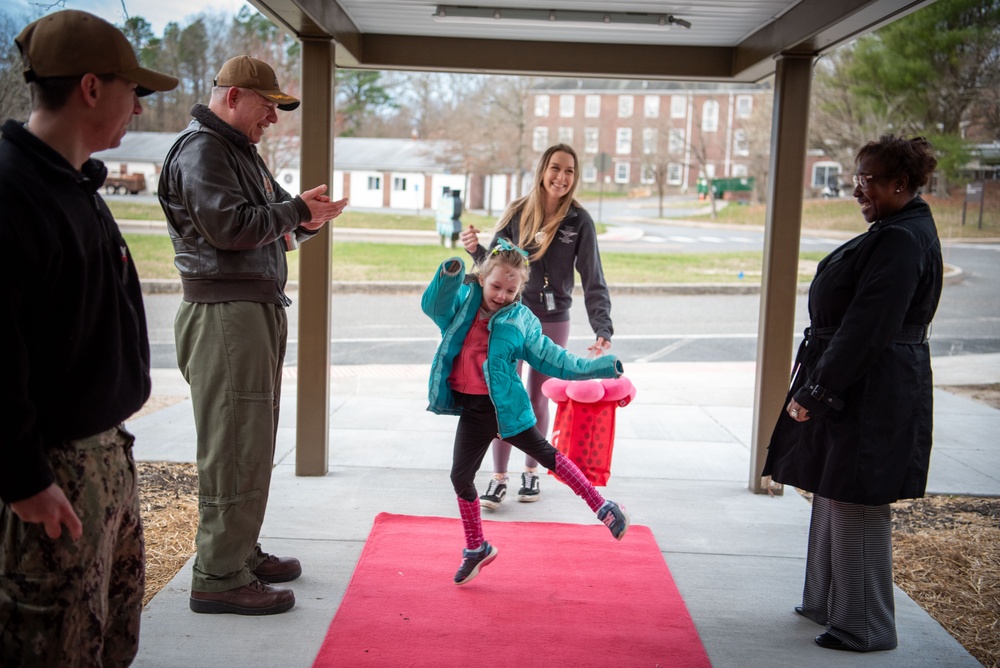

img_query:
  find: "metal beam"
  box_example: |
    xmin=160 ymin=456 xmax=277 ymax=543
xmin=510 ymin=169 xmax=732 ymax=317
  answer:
xmin=749 ymin=53 xmax=814 ymax=494
xmin=345 ymin=34 xmax=736 ymax=80
xmin=294 ymin=37 xmax=336 ymax=476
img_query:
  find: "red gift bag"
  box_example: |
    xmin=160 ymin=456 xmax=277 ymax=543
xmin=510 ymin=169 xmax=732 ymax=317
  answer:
xmin=542 ymin=377 xmax=636 ymax=487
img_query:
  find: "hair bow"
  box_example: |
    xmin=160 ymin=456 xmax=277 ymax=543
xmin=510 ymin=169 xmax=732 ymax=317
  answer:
xmin=492 ymin=238 xmax=530 ymax=260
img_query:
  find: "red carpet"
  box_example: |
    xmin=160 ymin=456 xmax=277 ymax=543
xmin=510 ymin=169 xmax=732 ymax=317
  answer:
xmin=314 ymin=513 xmax=711 ymax=667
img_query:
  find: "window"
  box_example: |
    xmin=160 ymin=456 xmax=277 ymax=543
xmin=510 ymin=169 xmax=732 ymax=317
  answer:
xmin=704 ymin=163 xmax=717 ymax=178
xmin=584 ymin=127 xmax=599 ymax=153
xmin=812 ymin=162 xmax=842 ymax=188
xmin=642 ymin=128 xmax=657 ymax=154
xmin=618 ymin=95 xmax=634 ymax=118
xmin=702 ymin=100 xmax=719 ymax=132
xmin=734 ymin=129 xmax=749 ymax=156
xmin=615 ymin=128 xmax=632 ymax=154
xmin=644 ymin=95 xmax=660 ymax=118
xmin=614 ymin=161 xmax=630 ymax=183
xmin=667 ymin=162 xmax=682 ymax=185
xmin=558 ymin=126 xmax=574 ymax=145
xmin=534 ymin=95 xmax=550 ymax=117
xmin=670 ymin=95 xmax=686 ymax=118
xmin=367 ymin=176 xmax=381 ymax=190
xmin=533 ymin=127 xmax=549 ymax=152
xmin=732 ymin=164 xmax=749 ymax=177
xmin=585 ymin=95 xmax=600 ymax=117
xmin=393 ymin=177 xmax=407 ymax=191
xmin=559 ymin=95 xmax=575 ymax=118
xmin=668 ymin=128 xmax=685 ymax=155
xmin=641 ymin=164 xmax=655 ymax=184
xmin=582 ymin=163 xmax=597 ymax=183
xmin=736 ymin=95 xmax=753 ymax=119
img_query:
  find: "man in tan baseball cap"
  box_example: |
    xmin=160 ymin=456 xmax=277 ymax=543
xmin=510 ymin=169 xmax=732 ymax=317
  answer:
xmin=158 ymin=53 xmax=345 ymax=616
xmin=215 ymin=55 xmax=300 ymax=111
xmin=2 ymin=8 xmax=178 ymax=667
xmin=16 ymin=9 xmax=177 ymax=96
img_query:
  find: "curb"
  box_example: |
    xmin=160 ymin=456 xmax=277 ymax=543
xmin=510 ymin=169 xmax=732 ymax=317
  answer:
xmin=139 ymin=264 xmax=962 ymax=297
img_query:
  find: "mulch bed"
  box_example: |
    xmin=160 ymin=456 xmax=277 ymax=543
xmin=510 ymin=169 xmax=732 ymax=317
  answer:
xmin=892 ymin=496 xmax=1000 ymax=667
xmin=137 ymin=461 xmax=198 ymax=607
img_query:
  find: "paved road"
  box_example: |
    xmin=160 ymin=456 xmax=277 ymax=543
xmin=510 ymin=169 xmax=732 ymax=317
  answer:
xmin=143 ymin=270 xmax=1000 ymax=368
xmin=129 ymin=192 xmax=1000 ymax=368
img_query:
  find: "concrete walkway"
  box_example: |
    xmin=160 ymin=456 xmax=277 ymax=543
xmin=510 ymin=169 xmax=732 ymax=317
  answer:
xmin=128 ymin=353 xmax=999 ymax=667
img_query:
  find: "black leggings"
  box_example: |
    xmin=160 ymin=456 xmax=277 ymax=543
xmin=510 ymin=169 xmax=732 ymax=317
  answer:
xmin=450 ymin=392 xmax=558 ymax=502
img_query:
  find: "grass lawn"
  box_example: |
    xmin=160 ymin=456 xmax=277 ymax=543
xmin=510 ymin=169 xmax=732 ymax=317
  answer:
xmin=695 ymin=183 xmax=1000 ymax=239
xmin=126 ymin=233 xmax=824 ymax=284
xmin=117 ymin=183 xmax=995 ymax=284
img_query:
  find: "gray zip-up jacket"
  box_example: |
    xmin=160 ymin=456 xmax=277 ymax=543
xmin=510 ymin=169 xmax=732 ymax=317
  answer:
xmin=158 ymin=104 xmax=315 ymax=305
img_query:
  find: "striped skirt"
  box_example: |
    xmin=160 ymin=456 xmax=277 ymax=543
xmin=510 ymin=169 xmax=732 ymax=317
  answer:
xmin=798 ymin=495 xmax=899 ymax=651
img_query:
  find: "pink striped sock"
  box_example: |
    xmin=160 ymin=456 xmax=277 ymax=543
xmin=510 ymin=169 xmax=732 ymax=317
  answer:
xmin=554 ymin=451 xmax=606 ymax=513
xmin=457 ymin=496 xmax=484 ymax=550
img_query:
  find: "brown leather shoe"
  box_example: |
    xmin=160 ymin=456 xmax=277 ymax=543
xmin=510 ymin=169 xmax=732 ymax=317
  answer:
xmin=190 ymin=580 xmax=295 ymax=615
xmin=252 ymin=553 xmax=302 ymax=583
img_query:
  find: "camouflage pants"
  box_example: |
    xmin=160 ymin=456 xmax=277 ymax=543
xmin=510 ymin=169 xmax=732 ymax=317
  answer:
xmin=0 ymin=425 xmax=144 ymax=667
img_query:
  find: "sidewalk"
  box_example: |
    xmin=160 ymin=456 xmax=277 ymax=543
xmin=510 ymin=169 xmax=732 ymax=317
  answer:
xmin=129 ymin=355 xmax=999 ymax=667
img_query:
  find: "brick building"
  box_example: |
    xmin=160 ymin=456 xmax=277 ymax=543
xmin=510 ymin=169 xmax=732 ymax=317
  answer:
xmin=528 ymin=78 xmax=785 ymax=197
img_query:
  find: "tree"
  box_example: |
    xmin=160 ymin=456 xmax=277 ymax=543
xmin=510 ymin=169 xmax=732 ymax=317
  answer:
xmin=335 ymin=70 xmax=396 ymax=137
xmin=809 ymin=0 xmax=1000 ymax=185
xmin=0 ymin=10 xmax=32 ymax=123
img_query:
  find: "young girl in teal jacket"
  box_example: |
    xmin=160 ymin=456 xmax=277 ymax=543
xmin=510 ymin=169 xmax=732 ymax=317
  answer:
xmin=422 ymin=241 xmax=630 ymax=585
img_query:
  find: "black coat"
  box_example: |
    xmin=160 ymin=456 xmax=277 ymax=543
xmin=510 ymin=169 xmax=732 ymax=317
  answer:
xmin=762 ymin=197 xmax=942 ymax=505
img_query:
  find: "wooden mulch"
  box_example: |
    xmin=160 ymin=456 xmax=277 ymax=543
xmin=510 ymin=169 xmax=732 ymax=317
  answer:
xmin=137 ymin=461 xmax=198 ymax=607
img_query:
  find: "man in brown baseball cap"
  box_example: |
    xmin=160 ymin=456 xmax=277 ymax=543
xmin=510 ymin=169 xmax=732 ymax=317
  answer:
xmin=1 ymin=9 xmax=176 ymax=666
xmin=158 ymin=55 xmax=345 ymax=616
xmin=16 ymin=8 xmax=177 ymax=96
xmin=215 ymin=55 xmax=300 ymax=111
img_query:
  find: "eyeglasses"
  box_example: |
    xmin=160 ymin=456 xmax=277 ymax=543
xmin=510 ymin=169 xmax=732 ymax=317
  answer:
xmin=852 ymin=174 xmax=884 ymax=189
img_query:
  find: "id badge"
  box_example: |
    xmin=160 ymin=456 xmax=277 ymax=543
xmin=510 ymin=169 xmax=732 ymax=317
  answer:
xmin=541 ymin=288 xmax=556 ymax=312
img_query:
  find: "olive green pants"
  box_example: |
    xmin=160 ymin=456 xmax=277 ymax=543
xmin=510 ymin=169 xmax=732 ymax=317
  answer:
xmin=1 ymin=426 xmax=143 ymax=667
xmin=175 ymin=301 xmax=287 ymax=592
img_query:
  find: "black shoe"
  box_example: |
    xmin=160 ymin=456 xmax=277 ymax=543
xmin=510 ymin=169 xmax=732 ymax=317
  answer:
xmin=517 ymin=471 xmax=540 ymax=502
xmin=815 ymin=632 xmax=860 ymax=652
xmin=480 ymin=478 xmax=507 ymax=510
xmin=453 ymin=541 xmax=498 ymax=585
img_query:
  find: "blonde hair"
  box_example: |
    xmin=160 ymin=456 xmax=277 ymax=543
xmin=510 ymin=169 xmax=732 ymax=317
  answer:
xmin=495 ymin=144 xmax=580 ymax=261
xmin=472 ymin=248 xmax=531 ymax=299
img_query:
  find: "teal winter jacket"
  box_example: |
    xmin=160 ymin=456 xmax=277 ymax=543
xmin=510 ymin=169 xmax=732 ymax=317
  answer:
xmin=422 ymin=258 xmax=623 ymax=438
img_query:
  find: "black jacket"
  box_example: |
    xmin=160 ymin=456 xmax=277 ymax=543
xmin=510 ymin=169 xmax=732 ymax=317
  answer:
xmin=158 ymin=104 xmax=314 ymax=305
xmin=763 ymin=197 xmax=943 ymax=505
xmin=471 ymin=205 xmax=613 ymax=341
xmin=0 ymin=119 xmax=151 ymax=503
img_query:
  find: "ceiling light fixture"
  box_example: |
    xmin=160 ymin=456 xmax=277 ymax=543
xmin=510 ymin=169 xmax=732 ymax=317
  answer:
xmin=432 ymin=5 xmax=693 ymax=30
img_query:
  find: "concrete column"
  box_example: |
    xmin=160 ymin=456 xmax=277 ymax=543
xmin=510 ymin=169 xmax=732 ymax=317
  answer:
xmin=748 ymin=53 xmax=814 ymax=494
xmin=295 ymin=38 xmax=336 ymax=476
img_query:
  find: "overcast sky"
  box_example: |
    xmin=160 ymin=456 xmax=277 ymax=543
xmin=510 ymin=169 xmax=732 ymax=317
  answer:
xmin=9 ymin=0 xmax=251 ymax=35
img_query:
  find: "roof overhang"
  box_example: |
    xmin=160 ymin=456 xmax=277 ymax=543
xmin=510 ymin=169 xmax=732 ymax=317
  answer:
xmin=247 ymin=0 xmax=937 ymax=82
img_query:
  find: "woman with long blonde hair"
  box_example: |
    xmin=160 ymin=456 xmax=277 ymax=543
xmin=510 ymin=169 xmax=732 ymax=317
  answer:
xmin=460 ymin=144 xmax=613 ymax=508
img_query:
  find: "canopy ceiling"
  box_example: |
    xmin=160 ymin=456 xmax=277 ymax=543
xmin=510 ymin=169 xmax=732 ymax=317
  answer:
xmin=248 ymin=0 xmax=934 ymax=81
